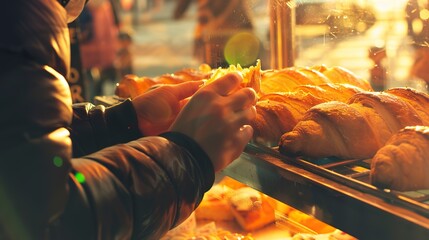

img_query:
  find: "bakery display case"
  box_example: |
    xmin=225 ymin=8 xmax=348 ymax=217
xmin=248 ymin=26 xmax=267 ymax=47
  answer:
xmin=91 ymin=0 xmax=429 ymax=239
xmin=222 ymin=143 xmax=429 ymax=239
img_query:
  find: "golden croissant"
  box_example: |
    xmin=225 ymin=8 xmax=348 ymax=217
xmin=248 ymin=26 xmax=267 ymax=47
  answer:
xmin=370 ymin=126 xmax=429 ymax=191
xmin=279 ymin=88 xmax=429 ymax=159
xmin=251 ymin=83 xmax=365 ymax=145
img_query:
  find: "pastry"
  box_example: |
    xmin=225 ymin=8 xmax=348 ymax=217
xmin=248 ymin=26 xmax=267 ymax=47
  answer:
xmin=279 ymin=91 xmax=426 ymax=159
xmin=317 ymin=65 xmax=373 ymax=91
xmin=251 ymin=83 xmax=365 ymax=145
xmin=385 ymin=87 xmax=429 ymax=125
xmin=370 ymin=126 xmax=429 ymax=191
xmin=195 ymin=184 xmax=235 ymax=221
xmin=227 ymin=187 xmax=276 ymax=231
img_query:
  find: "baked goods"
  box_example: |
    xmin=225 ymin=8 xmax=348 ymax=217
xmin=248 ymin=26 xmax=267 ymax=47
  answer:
xmin=195 ymin=184 xmax=235 ymax=221
xmin=115 ymin=65 xmax=212 ymax=98
xmin=259 ymin=65 xmax=372 ymax=94
xmin=252 ymin=92 xmax=324 ymax=146
xmin=260 ymin=68 xmax=317 ymax=93
xmin=194 ymin=178 xmax=276 ymax=232
xmin=228 ymin=187 xmax=276 ymax=231
xmin=114 ymin=74 xmax=157 ymax=99
xmin=162 ymin=221 xmax=255 ymax=240
xmin=251 ymin=83 xmax=365 ymax=146
xmin=317 ymin=65 xmax=373 ymax=91
xmin=290 ymin=230 xmax=357 ymax=240
xmin=292 ymin=83 xmax=365 ymax=103
xmin=385 ymin=87 xmax=429 ymax=124
xmin=115 ymin=60 xmax=372 ymax=100
xmin=370 ymin=126 xmax=429 ymax=191
xmin=279 ymin=90 xmax=429 ymax=159
xmin=206 ymin=59 xmax=262 ymax=93
xmin=195 ymin=177 xmax=247 ymax=221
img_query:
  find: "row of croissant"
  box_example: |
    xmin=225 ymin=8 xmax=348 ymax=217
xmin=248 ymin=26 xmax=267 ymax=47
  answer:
xmin=115 ymin=62 xmax=429 ymax=192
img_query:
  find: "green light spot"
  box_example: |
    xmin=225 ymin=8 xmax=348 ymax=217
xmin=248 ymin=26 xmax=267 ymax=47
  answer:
xmin=224 ymin=31 xmax=260 ymax=67
xmin=75 ymin=172 xmax=86 ymax=184
xmin=53 ymin=156 xmax=63 ymax=167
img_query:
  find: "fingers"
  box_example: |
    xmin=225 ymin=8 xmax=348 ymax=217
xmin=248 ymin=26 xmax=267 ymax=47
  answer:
xmin=227 ymin=87 xmax=257 ymax=112
xmin=237 ymin=125 xmax=254 ymax=145
xmin=169 ymin=80 xmax=204 ymax=100
xmin=229 ymin=106 xmax=257 ymax=128
xmin=205 ymin=72 xmax=242 ymax=96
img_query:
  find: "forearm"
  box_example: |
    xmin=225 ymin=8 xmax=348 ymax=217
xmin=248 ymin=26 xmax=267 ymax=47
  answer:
xmin=69 ymin=99 xmax=141 ymax=157
xmin=63 ymin=135 xmax=214 ymax=239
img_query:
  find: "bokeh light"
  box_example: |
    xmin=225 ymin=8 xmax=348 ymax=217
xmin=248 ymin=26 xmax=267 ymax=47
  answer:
xmin=224 ymin=32 xmax=260 ymax=67
xmin=75 ymin=172 xmax=86 ymax=184
xmin=53 ymin=156 xmax=63 ymax=167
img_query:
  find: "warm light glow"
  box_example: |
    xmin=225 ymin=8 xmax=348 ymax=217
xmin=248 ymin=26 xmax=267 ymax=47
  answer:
xmin=369 ymin=0 xmax=408 ymax=14
xmin=420 ymin=9 xmax=429 ymax=20
xmin=224 ymin=32 xmax=260 ymax=67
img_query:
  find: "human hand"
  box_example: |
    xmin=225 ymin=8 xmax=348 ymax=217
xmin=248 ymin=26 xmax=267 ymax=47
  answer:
xmin=132 ymin=81 xmax=203 ymax=136
xmin=170 ymin=72 xmax=257 ymax=172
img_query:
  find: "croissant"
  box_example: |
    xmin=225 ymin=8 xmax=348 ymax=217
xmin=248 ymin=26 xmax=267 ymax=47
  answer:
xmin=116 ymin=61 xmax=264 ymax=98
xmin=252 ymin=92 xmax=324 ymax=146
xmin=370 ymin=126 xmax=429 ymax=191
xmin=385 ymin=87 xmax=429 ymax=124
xmin=279 ymin=91 xmax=426 ymax=159
xmin=260 ymin=68 xmax=316 ymax=93
xmin=251 ymin=83 xmax=366 ymax=145
xmin=292 ymin=66 xmax=333 ymax=85
xmin=291 ymin=83 xmax=365 ymax=102
xmin=317 ymin=65 xmax=373 ymax=91
xmin=114 ymin=74 xmax=157 ymax=98
xmin=279 ymin=101 xmax=387 ymax=159
xmin=259 ymin=64 xmax=372 ymax=94
xmin=115 ymin=66 xmax=212 ymax=98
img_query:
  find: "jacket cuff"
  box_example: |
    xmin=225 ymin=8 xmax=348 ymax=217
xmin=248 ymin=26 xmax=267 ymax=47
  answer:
xmin=105 ymin=99 xmax=141 ymax=144
xmin=160 ymin=132 xmax=215 ymax=193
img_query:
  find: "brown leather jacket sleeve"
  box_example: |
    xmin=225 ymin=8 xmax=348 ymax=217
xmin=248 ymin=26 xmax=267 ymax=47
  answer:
xmin=69 ymin=99 xmax=142 ymax=157
xmin=63 ymin=100 xmax=215 ymax=240
xmin=0 ymin=58 xmax=215 ymax=240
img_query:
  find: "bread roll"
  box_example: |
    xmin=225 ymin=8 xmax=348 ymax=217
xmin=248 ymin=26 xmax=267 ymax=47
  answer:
xmin=279 ymin=91 xmax=425 ymax=159
xmin=370 ymin=126 xmax=429 ymax=191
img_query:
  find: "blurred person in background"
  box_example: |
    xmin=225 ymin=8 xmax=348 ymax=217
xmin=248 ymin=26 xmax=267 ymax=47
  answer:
xmin=78 ymin=0 xmax=121 ymax=100
xmin=406 ymin=0 xmax=429 ymax=89
xmin=173 ymin=0 xmax=261 ymax=68
xmin=0 ymin=1 xmax=257 ymax=240
xmin=116 ymin=31 xmax=134 ymax=77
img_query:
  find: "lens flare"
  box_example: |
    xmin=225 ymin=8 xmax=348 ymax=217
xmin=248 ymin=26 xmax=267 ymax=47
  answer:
xmin=75 ymin=172 xmax=86 ymax=184
xmin=53 ymin=156 xmax=63 ymax=167
xmin=224 ymin=32 xmax=260 ymax=67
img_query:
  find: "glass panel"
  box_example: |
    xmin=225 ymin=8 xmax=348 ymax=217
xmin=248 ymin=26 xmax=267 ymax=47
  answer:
xmin=79 ymin=0 xmax=429 ymax=96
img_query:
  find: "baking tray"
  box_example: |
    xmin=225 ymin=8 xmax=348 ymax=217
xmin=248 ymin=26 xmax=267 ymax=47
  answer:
xmin=244 ymin=143 xmax=429 ymax=218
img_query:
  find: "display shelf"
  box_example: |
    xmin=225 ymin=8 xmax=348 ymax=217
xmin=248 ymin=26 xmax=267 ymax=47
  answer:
xmin=222 ymin=143 xmax=429 ymax=239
